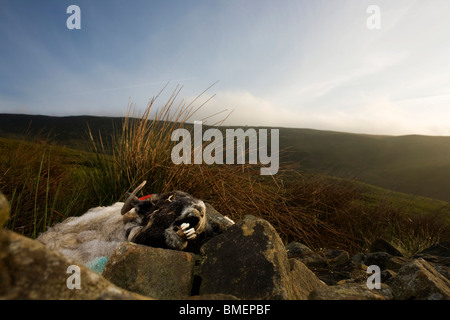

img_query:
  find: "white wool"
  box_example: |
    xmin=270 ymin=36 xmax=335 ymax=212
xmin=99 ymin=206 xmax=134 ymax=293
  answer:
xmin=37 ymin=202 xmax=131 ymax=265
xmin=60 ymin=240 xmax=124 ymax=264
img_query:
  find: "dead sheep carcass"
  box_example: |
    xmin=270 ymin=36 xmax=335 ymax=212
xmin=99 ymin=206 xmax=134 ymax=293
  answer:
xmin=37 ymin=181 xmax=234 ymax=264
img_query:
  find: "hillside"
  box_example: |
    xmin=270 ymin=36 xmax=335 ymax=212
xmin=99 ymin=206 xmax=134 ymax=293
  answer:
xmin=1 ymin=113 xmax=450 ymax=202
xmin=0 ymin=113 xmax=123 ymax=150
xmin=279 ymin=128 xmax=450 ymax=202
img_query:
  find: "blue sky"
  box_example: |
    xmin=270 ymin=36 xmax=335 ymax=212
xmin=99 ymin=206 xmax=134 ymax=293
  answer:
xmin=1 ymin=0 xmax=450 ymax=135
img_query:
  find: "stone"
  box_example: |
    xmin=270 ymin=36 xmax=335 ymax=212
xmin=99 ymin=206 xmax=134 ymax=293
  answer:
xmin=411 ymin=253 xmax=450 ymax=280
xmin=417 ymin=242 xmax=450 ymax=257
xmin=362 ymin=252 xmax=407 ymax=272
xmin=388 ymin=258 xmax=450 ymax=300
xmin=296 ymin=249 xmax=350 ymax=268
xmin=291 ymin=249 xmax=352 ymax=285
xmin=103 ymin=242 xmax=196 ymax=299
xmin=309 ymin=262 xmax=363 ymax=286
xmin=434 ymin=265 xmax=450 ymax=281
xmin=412 ymin=242 xmax=450 ymax=276
xmin=351 ymin=253 xmax=365 ymax=266
xmin=286 ymin=242 xmax=313 ymax=258
xmin=381 ymin=269 xmax=397 ymax=283
xmin=386 ymin=256 xmax=408 ymax=271
xmin=323 ymin=249 xmax=350 ymax=266
xmin=0 ymin=229 xmax=149 ymax=300
xmin=197 ymin=215 xmax=325 ymax=300
xmin=288 ymin=258 xmax=328 ymax=299
xmin=369 ymin=238 xmax=403 ymax=257
xmin=0 ymin=192 xmax=10 ymax=228
xmin=310 ymin=282 xmax=393 ymax=300
xmin=412 ymin=242 xmax=450 ymax=281
xmin=415 ymin=255 xmax=450 ymax=267
xmin=362 ymin=252 xmax=393 ymax=269
xmin=197 ymin=215 xmax=289 ymax=299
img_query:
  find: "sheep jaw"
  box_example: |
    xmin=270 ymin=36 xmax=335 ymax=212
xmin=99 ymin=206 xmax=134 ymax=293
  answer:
xmin=176 ymin=223 xmax=197 ymax=240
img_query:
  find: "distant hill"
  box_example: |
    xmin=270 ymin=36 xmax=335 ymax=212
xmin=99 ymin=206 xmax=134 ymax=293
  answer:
xmin=279 ymin=128 xmax=450 ymax=202
xmin=1 ymin=113 xmax=450 ymax=202
xmin=0 ymin=113 xmax=123 ymax=149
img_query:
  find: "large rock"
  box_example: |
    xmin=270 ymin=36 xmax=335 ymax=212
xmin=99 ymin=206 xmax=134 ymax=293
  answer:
xmin=288 ymin=258 xmax=329 ymax=299
xmin=388 ymin=258 xmax=450 ymax=300
xmin=290 ymin=248 xmax=356 ymax=285
xmin=103 ymin=242 xmax=196 ymax=299
xmin=369 ymin=238 xmax=403 ymax=257
xmin=0 ymin=229 xmax=149 ymax=300
xmin=197 ymin=215 xmax=326 ymax=300
xmin=294 ymin=249 xmax=350 ymax=269
xmin=0 ymin=192 xmax=10 ymax=228
xmin=417 ymin=242 xmax=450 ymax=257
xmin=362 ymin=252 xmax=407 ymax=272
xmin=286 ymin=241 xmax=313 ymax=258
xmin=412 ymin=242 xmax=450 ymax=280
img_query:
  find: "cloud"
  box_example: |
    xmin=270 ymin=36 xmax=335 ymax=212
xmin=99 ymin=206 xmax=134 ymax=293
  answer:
xmin=187 ymin=90 xmax=302 ymax=128
xmin=184 ymin=90 xmax=450 ymax=136
xmin=288 ymin=50 xmax=410 ymax=106
xmin=307 ymin=96 xmax=450 ymax=136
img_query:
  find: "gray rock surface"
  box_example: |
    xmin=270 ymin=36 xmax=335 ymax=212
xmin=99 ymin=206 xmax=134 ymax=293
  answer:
xmin=197 ymin=215 xmax=326 ymax=300
xmin=388 ymin=258 xmax=450 ymax=300
xmin=103 ymin=242 xmax=196 ymax=299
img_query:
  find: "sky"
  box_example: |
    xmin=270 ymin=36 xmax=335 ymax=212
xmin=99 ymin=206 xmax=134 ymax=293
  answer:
xmin=1 ymin=0 xmax=450 ymax=136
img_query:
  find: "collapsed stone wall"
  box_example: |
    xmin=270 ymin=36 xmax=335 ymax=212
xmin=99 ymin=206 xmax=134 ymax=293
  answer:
xmin=1 ymin=193 xmax=449 ymax=300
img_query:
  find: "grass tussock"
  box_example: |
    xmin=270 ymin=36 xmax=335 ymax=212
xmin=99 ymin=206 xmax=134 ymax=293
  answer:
xmin=1 ymin=86 xmax=449 ymax=256
xmin=83 ymin=85 xmax=216 ymax=204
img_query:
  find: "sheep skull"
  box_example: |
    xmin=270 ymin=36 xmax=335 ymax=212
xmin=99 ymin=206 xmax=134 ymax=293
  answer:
xmin=122 ymin=184 xmax=208 ymax=251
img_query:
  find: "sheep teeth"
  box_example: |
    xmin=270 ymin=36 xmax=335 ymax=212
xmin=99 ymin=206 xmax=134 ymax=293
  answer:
xmin=180 ymin=223 xmax=190 ymax=230
xmin=176 ymin=223 xmax=197 ymax=240
xmin=185 ymin=228 xmax=196 ymax=237
xmin=186 ymin=229 xmax=197 ymax=240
